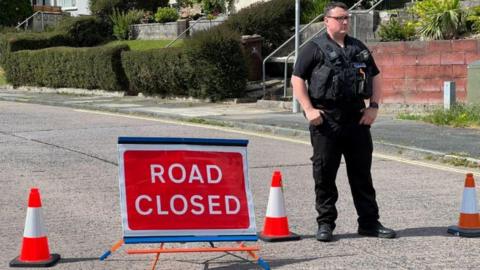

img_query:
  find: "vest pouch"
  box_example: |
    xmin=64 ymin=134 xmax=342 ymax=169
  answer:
xmin=326 ymin=73 xmax=342 ymax=100
xmin=354 ymin=68 xmax=372 ymax=99
xmin=309 ymin=65 xmax=332 ymax=99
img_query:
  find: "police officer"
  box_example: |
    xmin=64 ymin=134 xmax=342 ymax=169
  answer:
xmin=291 ymin=1 xmax=395 ymax=242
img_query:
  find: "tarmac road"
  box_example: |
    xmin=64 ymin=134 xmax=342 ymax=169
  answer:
xmin=1 ymin=101 xmax=479 ymax=270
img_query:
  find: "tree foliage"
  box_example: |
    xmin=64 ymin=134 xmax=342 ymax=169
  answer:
xmin=411 ymin=0 xmax=467 ymax=40
xmin=0 ymin=0 xmax=33 ymax=27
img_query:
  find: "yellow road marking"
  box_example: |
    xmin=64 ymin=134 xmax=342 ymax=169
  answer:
xmin=75 ymin=109 xmax=479 ymax=176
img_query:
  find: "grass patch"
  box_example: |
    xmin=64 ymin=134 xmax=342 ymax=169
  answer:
xmin=423 ymin=104 xmax=480 ymax=128
xmin=185 ymin=118 xmax=232 ymax=127
xmin=397 ymin=104 xmax=480 ymax=128
xmin=397 ymin=113 xmax=423 ymax=121
xmin=104 ymin=39 xmax=182 ymax=51
xmin=0 ymin=67 xmax=6 ymax=86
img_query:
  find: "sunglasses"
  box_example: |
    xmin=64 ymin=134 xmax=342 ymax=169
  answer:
xmin=326 ymin=15 xmax=351 ymax=22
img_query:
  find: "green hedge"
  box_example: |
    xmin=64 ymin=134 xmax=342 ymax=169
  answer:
xmin=5 ymin=45 xmax=129 ymax=91
xmin=56 ymin=16 xmax=112 ymax=46
xmin=224 ymin=0 xmax=307 ymax=55
xmin=4 ymin=25 xmax=247 ymax=101
xmin=122 ymin=27 xmax=246 ymax=101
xmin=185 ymin=27 xmax=247 ymax=101
xmin=122 ymin=48 xmax=189 ymax=96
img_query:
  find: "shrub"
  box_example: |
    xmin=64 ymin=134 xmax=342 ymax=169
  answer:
xmin=56 ymin=16 xmax=112 ymax=46
xmin=0 ymin=0 xmax=33 ymax=27
xmin=199 ymin=0 xmax=231 ymax=15
xmin=0 ymin=32 xmax=72 ymax=67
xmin=224 ymin=0 xmax=307 ymax=55
xmin=411 ymin=0 xmax=467 ymax=40
xmin=302 ymin=0 xmax=329 ymax=24
xmin=377 ymin=18 xmax=416 ymax=41
xmin=90 ymin=0 xmax=169 ymax=17
xmin=5 ymin=45 xmax=129 ymax=91
xmin=154 ymin=7 xmax=179 ymax=23
xmin=185 ymin=27 xmax=247 ymax=101
xmin=110 ymin=8 xmax=144 ymax=40
xmin=90 ymin=0 xmax=131 ymax=17
xmin=122 ymin=48 xmax=189 ymax=96
xmin=467 ymin=6 xmax=480 ymax=34
xmin=135 ymin=0 xmax=170 ymax=13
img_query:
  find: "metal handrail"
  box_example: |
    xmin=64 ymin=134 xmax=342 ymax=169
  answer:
xmin=164 ymin=16 xmax=209 ymax=48
xmin=16 ymin=11 xmax=42 ymax=31
xmin=261 ymin=0 xmax=365 ymax=96
xmin=281 ymin=0 xmax=385 ymax=96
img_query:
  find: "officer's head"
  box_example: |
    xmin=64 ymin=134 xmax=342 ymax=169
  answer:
xmin=324 ymin=2 xmax=350 ymax=38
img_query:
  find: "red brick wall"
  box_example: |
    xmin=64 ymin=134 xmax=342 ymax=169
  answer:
xmin=368 ymin=39 xmax=480 ymax=104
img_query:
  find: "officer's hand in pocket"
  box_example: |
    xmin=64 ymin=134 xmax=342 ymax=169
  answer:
xmin=305 ymin=108 xmax=324 ymax=126
xmin=359 ymin=107 xmax=378 ymax=126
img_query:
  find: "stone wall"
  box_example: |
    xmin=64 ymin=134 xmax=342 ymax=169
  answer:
xmin=131 ymin=21 xmax=182 ymax=40
xmin=368 ymin=39 xmax=480 ymax=104
xmin=130 ymin=18 xmax=225 ymax=40
xmin=32 ymin=13 xmax=64 ymax=32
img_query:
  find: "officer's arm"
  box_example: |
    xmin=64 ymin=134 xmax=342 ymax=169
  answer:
xmin=359 ymin=75 xmax=381 ymax=125
xmin=291 ymin=75 xmax=323 ymax=126
xmin=370 ymin=75 xmax=382 ymax=106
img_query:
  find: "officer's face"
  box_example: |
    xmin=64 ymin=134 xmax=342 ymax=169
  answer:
xmin=324 ymin=7 xmax=350 ymax=36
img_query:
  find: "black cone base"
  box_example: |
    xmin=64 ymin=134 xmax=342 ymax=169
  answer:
xmin=258 ymin=231 xmax=301 ymax=242
xmin=448 ymin=225 xmax=480 ymax=237
xmin=10 ymin=253 xmax=61 ymax=268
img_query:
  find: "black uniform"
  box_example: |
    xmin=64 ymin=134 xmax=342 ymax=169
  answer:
xmin=293 ymin=32 xmax=381 ymax=229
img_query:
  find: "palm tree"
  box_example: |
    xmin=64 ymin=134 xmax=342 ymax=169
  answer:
xmin=414 ymin=0 xmax=467 ymax=40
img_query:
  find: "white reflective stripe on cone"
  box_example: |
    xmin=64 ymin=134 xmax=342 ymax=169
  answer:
xmin=461 ymin=188 xmax=478 ymax=214
xmin=23 ymin=207 xmax=46 ymax=238
xmin=265 ymin=187 xmax=286 ymax=217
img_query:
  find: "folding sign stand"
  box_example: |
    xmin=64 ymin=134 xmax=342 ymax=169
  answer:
xmin=100 ymin=137 xmax=270 ymax=270
xmin=100 ymin=235 xmax=270 ymax=270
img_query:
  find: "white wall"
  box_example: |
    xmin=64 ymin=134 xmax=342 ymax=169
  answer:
xmin=64 ymin=0 xmax=90 ymax=16
xmin=231 ymin=0 xmax=270 ymax=13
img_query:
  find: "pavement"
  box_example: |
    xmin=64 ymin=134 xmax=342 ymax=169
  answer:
xmin=0 ymin=86 xmax=479 ymax=169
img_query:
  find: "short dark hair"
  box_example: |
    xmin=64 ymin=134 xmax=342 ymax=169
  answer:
xmin=324 ymin=1 xmax=348 ymax=16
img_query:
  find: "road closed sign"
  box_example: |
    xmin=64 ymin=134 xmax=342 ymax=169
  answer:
xmin=117 ymin=137 xmax=256 ymax=238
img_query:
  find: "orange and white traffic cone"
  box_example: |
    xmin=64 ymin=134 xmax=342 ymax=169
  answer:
xmin=10 ymin=188 xmax=61 ymax=267
xmin=259 ymin=171 xmax=300 ymax=242
xmin=448 ymin=173 xmax=480 ymax=237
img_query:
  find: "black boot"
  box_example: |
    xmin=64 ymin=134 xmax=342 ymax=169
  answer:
xmin=316 ymin=224 xmax=334 ymax=242
xmin=358 ymin=222 xmax=396 ymax=238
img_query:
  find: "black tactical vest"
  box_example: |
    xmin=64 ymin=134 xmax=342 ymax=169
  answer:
xmin=308 ymin=34 xmax=373 ymax=103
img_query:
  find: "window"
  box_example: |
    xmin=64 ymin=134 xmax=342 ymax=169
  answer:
xmin=57 ymin=0 xmax=76 ymax=8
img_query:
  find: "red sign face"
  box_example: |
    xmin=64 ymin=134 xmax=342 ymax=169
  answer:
xmin=123 ymin=150 xmax=250 ymax=230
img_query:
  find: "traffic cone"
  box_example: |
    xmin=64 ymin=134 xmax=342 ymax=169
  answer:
xmin=447 ymin=173 xmax=480 ymax=237
xmin=259 ymin=171 xmax=300 ymax=242
xmin=10 ymin=188 xmax=61 ymax=267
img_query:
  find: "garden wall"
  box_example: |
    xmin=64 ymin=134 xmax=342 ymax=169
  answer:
xmin=130 ymin=18 xmax=226 ymax=40
xmin=130 ymin=20 xmax=188 ymax=39
xmin=369 ymin=39 xmax=480 ymax=104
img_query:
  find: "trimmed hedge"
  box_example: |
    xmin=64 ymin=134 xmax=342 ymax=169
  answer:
xmin=185 ymin=27 xmax=247 ymax=101
xmin=224 ymin=0 xmax=308 ymax=54
xmin=5 ymin=45 xmax=129 ymax=91
xmin=122 ymin=48 xmax=189 ymax=96
xmin=0 ymin=32 xmax=70 ymax=67
xmin=122 ymin=27 xmax=247 ymax=100
xmin=0 ymin=17 xmax=111 ymax=68
xmin=56 ymin=16 xmax=112 ymax=46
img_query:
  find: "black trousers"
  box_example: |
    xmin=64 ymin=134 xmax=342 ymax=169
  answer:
xmin=309 ymin=121 xmax=379 ymax=229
